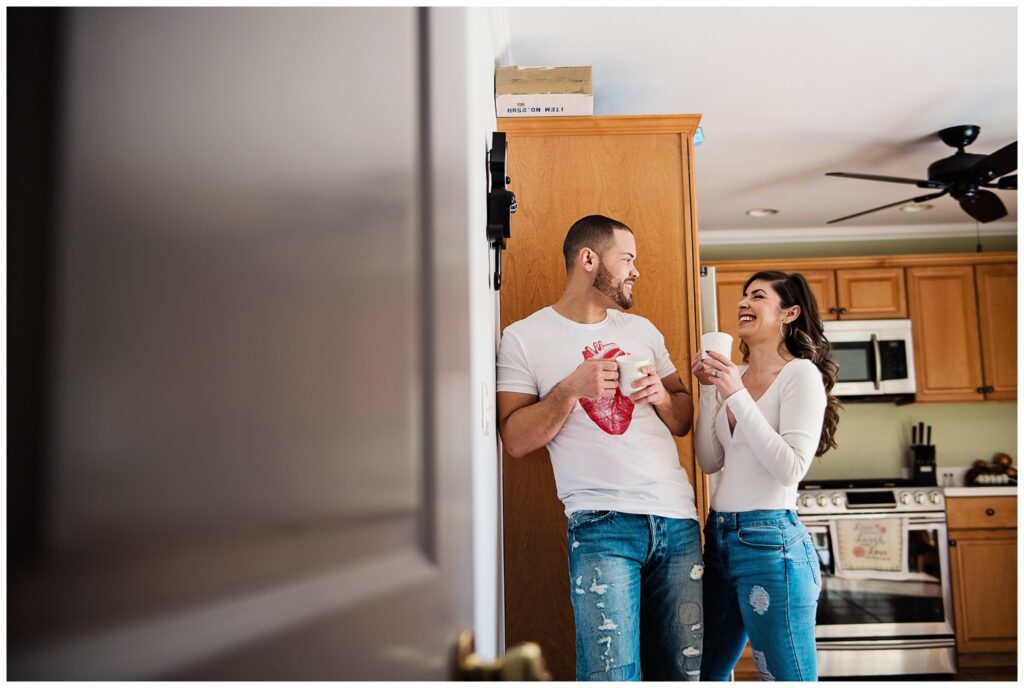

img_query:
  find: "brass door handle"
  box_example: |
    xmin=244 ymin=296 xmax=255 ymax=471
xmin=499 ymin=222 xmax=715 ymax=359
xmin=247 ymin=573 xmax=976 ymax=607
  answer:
xmin=450 ymin=630 xmax=551 ymax=681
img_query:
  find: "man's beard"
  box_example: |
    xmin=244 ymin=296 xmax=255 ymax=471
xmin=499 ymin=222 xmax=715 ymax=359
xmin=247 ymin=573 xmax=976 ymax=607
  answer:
xmin=593 ymin=263 xmax=634 ymax=310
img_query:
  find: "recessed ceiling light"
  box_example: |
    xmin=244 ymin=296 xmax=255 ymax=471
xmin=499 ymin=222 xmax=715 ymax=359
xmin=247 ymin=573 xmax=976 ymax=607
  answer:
xmin=900 ymin=203 xmax=933 ymax=213
xmin=745 ymin=208 xmax=779 ymax=217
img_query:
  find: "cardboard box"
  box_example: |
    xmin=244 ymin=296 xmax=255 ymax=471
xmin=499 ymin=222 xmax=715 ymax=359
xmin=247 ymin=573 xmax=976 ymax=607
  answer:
xmin=495 ymin=66 xmax=593 ymax=118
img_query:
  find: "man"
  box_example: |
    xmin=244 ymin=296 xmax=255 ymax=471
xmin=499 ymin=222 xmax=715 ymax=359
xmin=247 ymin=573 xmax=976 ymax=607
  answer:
xmin=497 ymin=215 xmax=703 ymax=681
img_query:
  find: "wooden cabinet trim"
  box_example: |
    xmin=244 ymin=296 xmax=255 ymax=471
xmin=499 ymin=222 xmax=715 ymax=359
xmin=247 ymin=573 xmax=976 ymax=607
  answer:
xmin=499 ymin=114 xmax=702 ymax=136
xmin=704 ymin=251 xmax=1016 ymax=273
xmin=683 ymin=133 xmax=710 ymax=523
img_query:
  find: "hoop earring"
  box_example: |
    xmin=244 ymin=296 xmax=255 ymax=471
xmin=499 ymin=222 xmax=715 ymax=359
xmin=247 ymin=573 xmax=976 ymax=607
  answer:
xmin=780 ymin=321 xmax=791 ymax=339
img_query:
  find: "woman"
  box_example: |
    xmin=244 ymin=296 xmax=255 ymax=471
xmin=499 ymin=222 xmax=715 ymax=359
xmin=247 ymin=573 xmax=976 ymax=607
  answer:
xmin=690 ymin=271 xmax=840 ymax=682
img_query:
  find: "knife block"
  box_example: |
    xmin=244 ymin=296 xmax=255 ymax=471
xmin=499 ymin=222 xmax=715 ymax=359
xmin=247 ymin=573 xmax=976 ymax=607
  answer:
xmin=910 ymin=445 xmax=937 ymax=486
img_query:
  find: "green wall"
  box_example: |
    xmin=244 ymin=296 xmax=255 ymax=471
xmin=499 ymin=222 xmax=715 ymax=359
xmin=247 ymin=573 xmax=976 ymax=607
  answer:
xmin=701 ymin=233 xmax=1018 ymax=479
xmin=805 ymin=401 xmax=1018 ymax=480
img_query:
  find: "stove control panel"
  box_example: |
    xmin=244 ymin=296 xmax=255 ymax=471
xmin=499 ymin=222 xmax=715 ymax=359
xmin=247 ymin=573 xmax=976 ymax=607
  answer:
xmin=797 ymin=487 xmax=945 ymax=515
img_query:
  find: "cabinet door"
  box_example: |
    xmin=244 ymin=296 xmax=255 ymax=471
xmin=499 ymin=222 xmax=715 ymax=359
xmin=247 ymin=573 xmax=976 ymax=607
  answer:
xmin=499 ymin=115 xmax=702 ymax=681
xmin=714 ymin=269 xmax=835 ymax=355
xmin=907 ymin=266 xmax=984 ymax=402
xmin=948 ymin=529 xmax=1018 ymax=653
xmin=975 ymin=263 xmax=1017 ymax=400
xmin=800 ymin=269 xmax=839 ymax=321
xmin=835 ymin=267 xmax=907 ymax=319
xmin=714 ymin=270 xmax=750 ymax=363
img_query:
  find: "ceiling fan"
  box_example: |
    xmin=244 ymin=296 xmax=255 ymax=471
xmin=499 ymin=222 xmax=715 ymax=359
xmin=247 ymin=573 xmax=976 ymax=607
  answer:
xmin=825 ymin=125 xmax=1017 ymax=224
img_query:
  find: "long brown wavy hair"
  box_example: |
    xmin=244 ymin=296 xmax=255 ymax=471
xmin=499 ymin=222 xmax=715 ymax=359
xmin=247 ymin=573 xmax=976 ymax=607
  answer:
xmin=739 ymin=271 xmax=842 ymax=456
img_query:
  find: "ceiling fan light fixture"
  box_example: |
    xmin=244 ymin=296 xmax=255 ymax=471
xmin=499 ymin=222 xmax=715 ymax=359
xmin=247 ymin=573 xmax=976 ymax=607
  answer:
xmin=900 ymin=203 xmax=934 ymax=213
xmin=745 ymin=208 xmax=779 ymax=217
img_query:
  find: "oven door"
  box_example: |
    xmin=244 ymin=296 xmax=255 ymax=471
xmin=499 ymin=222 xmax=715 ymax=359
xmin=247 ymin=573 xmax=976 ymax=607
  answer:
xmin=805 ymin=515 xmax=955 ymax=639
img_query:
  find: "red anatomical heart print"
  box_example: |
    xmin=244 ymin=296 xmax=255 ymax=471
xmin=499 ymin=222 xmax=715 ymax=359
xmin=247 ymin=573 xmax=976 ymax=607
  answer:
xmin=579 ymin=341 xmax=635 ymax=435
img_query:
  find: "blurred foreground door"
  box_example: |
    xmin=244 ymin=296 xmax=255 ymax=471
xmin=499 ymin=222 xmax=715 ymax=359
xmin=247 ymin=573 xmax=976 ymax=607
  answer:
xmin=8 ymin=8 xmax=477 ymax=679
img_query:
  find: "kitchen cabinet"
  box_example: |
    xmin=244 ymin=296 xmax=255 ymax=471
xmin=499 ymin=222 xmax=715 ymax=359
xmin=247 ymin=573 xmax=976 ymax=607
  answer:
xmin=974 ymin=263 xmax=1017 ymax=401
xmin=906 ymin=265 xmax=985 ymax=402
xmin=713 ymin=268 xmax=836 ymax=363
xmin=705 ymin=253 xmax=1016 ymax=402
xmin=946 ymin=495 xmax=1017 ymax=660
xmin=833 ymin=267 xmax=907 ymax=319
xmin=498 ymin=115 xmax=705 ymax=681
xmin=711 ymin=269 xmax=752 ymax=363
xmin=907 ymin=263 xmax=1016 ymax=402
xmin=713 ymin=266 xmax=904 ymax=330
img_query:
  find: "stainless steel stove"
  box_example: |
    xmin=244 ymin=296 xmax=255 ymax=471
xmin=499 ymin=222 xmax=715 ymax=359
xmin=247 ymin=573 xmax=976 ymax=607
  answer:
xmin=798 ymin=481 xmax=945 ymax=515
xmin=797 ymin=480 xmax=956 ymax=677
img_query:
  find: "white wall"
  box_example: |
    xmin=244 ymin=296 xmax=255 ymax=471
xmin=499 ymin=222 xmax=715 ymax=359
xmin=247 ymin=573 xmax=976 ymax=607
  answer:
xmin=464 ymin=7 xmax=508 ymax=661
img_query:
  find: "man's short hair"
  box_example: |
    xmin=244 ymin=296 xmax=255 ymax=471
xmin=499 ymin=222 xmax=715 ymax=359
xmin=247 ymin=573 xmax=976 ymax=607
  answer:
xmin=562 ymin=215 xmax=633 ymax=272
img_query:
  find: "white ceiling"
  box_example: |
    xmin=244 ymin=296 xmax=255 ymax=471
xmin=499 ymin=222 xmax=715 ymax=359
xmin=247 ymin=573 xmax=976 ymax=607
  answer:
xmin=502 ymin=6 xmax=1018 ymax=241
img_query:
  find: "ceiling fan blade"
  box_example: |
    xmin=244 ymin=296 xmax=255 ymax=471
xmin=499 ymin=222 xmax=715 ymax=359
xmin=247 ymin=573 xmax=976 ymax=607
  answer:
xmin=826 ymin=172 xmax=946 ymax=189
xmin=981 ymin=174 xmax=1017 ymax=191
xmin=969 ymin=141 xmax=1017 ymax=182
xmin=827 ymin=190 xmax=949 ymax=225
xmin=959 ymin=189 xmax=1007 ymax=223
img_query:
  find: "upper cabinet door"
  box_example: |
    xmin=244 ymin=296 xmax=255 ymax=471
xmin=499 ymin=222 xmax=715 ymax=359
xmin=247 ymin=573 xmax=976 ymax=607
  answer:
xmin=907 ymin=265 xmax=984 ymax=402
xmin=835 ymin=267 xmax=907 ymax=319
xmin=975 ymin=263 xmax=1017 ymax=400
xmin=714 ymin=270 xmax=751 ymax=363
xmin=800 ymin=269 xmax=839 ymax=321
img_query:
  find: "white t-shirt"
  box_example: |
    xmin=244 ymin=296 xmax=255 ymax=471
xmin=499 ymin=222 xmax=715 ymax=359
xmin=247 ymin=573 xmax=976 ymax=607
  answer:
xmin=496 ymin=306 xmax=698 ymax=521
xmin=695 ymin=357 xmax=827 ymax=512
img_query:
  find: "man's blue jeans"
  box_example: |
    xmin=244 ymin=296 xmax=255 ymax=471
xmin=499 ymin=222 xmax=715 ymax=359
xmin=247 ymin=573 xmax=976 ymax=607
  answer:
xmin=700 ymin=509 xmax=821 ymax=681
xmin=567 ymin=510 xmax=704 ymax=681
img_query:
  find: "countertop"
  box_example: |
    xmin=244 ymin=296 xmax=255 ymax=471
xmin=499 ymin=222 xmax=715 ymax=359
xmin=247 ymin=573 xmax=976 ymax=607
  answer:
xmin=943 ymin=486 xmax=1017 ymax=497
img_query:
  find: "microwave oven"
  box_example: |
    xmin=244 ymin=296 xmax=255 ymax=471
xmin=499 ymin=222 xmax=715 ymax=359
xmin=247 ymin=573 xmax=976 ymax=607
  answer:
xmin=823 ymin=319 xmax=916 ymax=398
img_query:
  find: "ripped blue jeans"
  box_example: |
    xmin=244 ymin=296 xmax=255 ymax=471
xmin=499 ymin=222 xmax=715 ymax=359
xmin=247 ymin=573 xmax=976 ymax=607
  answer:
xmin=700 ymin=509 xmax=821 ymax=681
xmin=567 ymin=510 xmax=704 ymax=681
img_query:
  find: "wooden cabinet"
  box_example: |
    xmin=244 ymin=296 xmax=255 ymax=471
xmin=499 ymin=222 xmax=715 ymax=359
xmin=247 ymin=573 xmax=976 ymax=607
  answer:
xmin=707 ymin=254 xmax=1015 ymax=403
xmin=714 ymin=266 xmax=904 ymax=326
xmin=802 ymin=269 xmax=840 ymax=320
xmin=975 ymin=263 xmax=1017 ymax=401
xmin=907 ymin=265 xmax=985 ymax=402
xmin=713 ymin=268 xmax=842 ymax=363
xmin=498 ymin=115 xmax=704 ymax=681
xmin=711 ymin=269 xmax=751 ymax=363
xmin=908 ymin=263 xmax=1016 ymax=402
xmin=947 ymin=496 xmax=1017 ymax=657
xmin=834 ymin=267 xmax=907 ymax=319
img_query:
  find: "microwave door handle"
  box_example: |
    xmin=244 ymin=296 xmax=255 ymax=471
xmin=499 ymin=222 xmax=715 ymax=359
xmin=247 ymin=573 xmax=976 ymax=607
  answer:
xmin=871 ymin=333 xmax=882 ymax=390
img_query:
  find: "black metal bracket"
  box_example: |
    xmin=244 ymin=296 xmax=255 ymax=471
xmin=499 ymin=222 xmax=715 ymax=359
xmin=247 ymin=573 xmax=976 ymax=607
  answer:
xmin=486 ymin=131 xmax=516 ymax=290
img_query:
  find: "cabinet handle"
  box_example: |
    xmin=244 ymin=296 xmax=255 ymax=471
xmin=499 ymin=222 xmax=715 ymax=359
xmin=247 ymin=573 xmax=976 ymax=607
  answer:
xmin=976 ymin=387 xmax=986 ymax=394
xmin=986 ymin=508 xmax=996 ymax=516
xmin=828 ymin=308 xmax=838 ymax=314
xmin=949 ymin=539 xmax=957 ymax=546
xmin=984 ymin=386 xmax=995 ymax=393
xmin=839 ymin=308 xmax=848 ymax=315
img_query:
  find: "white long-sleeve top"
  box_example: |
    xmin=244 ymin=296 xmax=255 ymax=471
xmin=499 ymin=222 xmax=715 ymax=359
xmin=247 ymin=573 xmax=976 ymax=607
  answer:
xmin=695 ymin=357 xmax=827 ymax=512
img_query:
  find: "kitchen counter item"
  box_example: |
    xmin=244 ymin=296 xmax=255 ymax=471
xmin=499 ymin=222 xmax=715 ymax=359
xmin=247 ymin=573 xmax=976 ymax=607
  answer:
xmin=943 ymin=486 xmax=1017 ymax=497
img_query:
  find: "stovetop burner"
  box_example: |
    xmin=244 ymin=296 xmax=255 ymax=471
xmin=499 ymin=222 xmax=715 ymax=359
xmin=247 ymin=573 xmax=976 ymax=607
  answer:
xmin=799 ymin=477 xmax=920 ymax=490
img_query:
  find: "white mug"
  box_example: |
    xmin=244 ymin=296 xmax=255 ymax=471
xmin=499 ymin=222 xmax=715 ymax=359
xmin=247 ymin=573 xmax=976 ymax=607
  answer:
xmin=616 ymin=354 xmax=652 ymax=397
xmin=701 ymin=331 xmax=733 ymax=363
